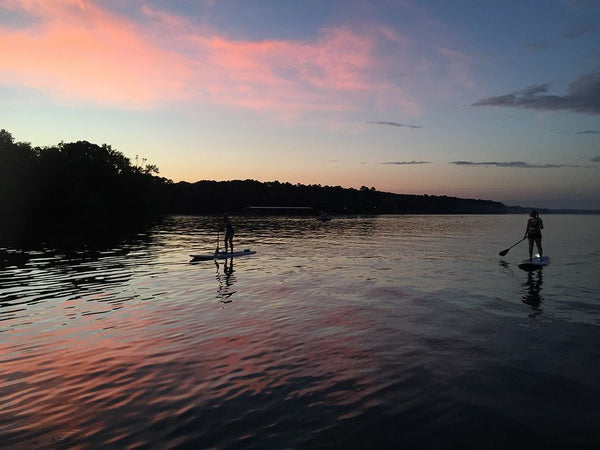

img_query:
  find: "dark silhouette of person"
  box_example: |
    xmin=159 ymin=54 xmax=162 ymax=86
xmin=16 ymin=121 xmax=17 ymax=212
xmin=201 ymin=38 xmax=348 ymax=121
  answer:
xmin=524 ymin=210 xmax=543 ymax=261
xmin=222 ymin=214 xmax=234 ymax=254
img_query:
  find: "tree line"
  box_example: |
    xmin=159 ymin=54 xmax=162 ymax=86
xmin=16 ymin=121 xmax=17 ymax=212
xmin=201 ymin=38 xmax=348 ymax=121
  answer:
xmin=0 ymin=129 xmax=170 ymax=243
xmin=167 ymin=180 xmax=508 ymax=215
xmin=1 ymin=130 xmax=509 ymax=243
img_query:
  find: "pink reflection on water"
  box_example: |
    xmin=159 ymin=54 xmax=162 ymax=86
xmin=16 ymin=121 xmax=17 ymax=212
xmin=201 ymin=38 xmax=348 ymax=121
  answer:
xmin=1 ymin=276 xmax=397 ymax=446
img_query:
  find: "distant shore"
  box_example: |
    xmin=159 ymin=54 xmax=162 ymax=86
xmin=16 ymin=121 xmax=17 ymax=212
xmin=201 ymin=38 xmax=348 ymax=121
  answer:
xmin=2 ymin=130 xmax=598 ymax=247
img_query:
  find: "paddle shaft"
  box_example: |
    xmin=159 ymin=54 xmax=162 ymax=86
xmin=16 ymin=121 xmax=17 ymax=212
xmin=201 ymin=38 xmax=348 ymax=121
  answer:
xmin=499 ymin=238 xmax=526 ymax=256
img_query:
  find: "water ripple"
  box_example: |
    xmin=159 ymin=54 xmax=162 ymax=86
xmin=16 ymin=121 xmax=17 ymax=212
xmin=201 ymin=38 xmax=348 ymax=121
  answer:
xmin=1 ymin=215 xmax=600 ymax=447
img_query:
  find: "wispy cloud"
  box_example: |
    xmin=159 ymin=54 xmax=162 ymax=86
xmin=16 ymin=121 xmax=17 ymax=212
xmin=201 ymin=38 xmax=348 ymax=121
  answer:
xmin=0 ymin=0 xmax=422 ymax=119
xmin=561 ymin=0 xmax=600 ymax=10
xmin=451 ymin=160 xmax=593 ymax=168
xmin=523 ymin=41 xmax=553 ymax=52
xmin=576 ymin=129 xmax=600 ymax=134
xmin=382 ymin=161 xmax=430 ymax=165
xmin=472 ymin=72 xmax=600 ymax=115
xmin=561 ymin=23 xmax=597 ymax=38
xmin=368 ymin=121 xmax=423 ymax=129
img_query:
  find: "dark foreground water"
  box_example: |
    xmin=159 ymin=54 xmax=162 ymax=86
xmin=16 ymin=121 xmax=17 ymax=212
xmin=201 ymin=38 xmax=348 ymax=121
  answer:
xmin=1 ymin=215 xmax=599 ymax=449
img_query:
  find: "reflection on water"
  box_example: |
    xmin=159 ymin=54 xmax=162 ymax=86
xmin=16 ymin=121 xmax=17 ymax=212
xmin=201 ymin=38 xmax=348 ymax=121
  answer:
xmin=215 ymin=259 xmax=237 ymax=304
xmin=522 ymin=269 xmax=543 ymax=316
xmin=1 ymin=215 xmax=600 ymax=448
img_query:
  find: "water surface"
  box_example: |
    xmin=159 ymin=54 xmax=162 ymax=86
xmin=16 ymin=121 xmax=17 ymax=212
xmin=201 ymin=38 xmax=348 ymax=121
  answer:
xmin=1 ymin=215 xmax=599 ymax=448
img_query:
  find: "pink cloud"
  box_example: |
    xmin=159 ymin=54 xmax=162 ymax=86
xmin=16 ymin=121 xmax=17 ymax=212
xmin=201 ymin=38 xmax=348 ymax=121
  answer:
xmin=186 ymin=27 xmax=379 ymax=114
xmin=0 ymin=0 xmax=191 ymax=108
xmin=0 ymin=0 xmax=419 ymax=118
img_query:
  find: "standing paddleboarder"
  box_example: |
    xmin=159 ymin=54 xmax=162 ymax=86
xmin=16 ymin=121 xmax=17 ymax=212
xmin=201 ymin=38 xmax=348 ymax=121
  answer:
xmin=222 ymin=214 xmax=235 ymax=254
xmin=524 ymin=210 xmax=544 ymax=261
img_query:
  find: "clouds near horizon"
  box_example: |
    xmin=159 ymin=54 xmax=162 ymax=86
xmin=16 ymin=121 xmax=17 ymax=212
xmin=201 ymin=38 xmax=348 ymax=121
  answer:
xmin=576 ymin=129 xmax=600 ymax=134
xmin=369 ymin=121 xmax=423 ymax=129
xmin=451 ymin=160 xmax=595 ymax=168
xmin=382 ymin=161 xmax=430 ymax=165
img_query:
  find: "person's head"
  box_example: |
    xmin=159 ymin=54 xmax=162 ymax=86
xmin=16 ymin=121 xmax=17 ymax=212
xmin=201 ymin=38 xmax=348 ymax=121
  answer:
xmin=529 ymin=210 xmax=538 ymax=217
xmin=223 ymin=214 xmax=229 ymax=222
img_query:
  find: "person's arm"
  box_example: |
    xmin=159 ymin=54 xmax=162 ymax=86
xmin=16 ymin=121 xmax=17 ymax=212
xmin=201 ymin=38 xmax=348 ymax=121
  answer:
xmin=539 ymin=218 xmax=544 ymax=230
xmin=524 ymin=219 xmax=530 ymax=238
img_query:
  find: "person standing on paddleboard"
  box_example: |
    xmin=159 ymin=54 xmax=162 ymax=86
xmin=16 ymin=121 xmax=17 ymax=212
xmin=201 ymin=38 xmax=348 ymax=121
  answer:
xmin=222 ymin=214 xmax=234 ymax=254
xmin=524 ymin=210 xmax=543 ymax=261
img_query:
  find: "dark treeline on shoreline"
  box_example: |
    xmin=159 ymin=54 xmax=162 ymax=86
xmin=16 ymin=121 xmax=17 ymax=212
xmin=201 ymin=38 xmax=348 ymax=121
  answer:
xmin=168 ymin=180 xmax=508 ymax=215
xmin=0 ymin=130 xmax=170 ymax=244
xmin=1 ymin=130 xmax=594 ymax=245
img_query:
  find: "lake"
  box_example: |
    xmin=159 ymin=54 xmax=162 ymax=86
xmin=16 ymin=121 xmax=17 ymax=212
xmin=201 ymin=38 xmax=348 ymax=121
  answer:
xmin=1 ymin=214 xmax=599 ymax=448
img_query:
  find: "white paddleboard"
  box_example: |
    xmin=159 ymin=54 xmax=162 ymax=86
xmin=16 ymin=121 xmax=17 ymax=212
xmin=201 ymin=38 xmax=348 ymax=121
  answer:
xmin=190 ymin=249 xmax=256 ymax=261
xmin=518 ymin=255 xmax=550 ymax=271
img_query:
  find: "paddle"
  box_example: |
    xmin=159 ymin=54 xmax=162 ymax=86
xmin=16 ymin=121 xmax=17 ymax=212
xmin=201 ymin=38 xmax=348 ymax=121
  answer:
xmin=498 ymin=238 xmax=526 ymax=256
xmin=214 ymin=231 xmax=220 ymax=257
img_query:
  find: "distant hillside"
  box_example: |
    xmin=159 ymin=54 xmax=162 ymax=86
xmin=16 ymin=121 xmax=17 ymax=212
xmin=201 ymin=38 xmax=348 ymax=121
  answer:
xmin=166 ymin=180 xmax=509 ymax=215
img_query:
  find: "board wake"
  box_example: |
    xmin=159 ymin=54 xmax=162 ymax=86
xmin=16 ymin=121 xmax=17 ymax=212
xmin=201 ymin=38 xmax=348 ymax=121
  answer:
xmin=190 ymin=249 xmax=256 ymax=261
xmin=518 ymin=255 xmax=550 ymax=271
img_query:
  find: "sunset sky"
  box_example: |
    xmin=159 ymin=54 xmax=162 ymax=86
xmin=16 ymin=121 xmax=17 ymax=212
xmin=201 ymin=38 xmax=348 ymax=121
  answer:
xmin=1 ymin=0 xmax=599 ymax=209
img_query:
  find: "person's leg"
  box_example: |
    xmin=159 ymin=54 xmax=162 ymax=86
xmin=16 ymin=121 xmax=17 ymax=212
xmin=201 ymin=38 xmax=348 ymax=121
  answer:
xmin=535 ymin=238 xmax=543 ymax=258
xmin=528 ymin=238 xmax=534 ymax=260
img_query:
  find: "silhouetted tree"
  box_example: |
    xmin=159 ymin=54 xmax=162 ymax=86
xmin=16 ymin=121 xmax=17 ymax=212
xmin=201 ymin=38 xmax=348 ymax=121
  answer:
xmin=0 ymin=131 xmax=171 ymax=244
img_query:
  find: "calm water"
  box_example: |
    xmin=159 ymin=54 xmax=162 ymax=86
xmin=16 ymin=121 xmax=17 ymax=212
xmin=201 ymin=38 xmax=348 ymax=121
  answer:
xmin=1 ymin=215 xmax=599 ymax=449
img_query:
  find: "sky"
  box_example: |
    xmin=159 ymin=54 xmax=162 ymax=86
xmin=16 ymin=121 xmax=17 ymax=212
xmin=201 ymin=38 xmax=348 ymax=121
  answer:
xmin=1 ymin=0 xmax=599 ymax=209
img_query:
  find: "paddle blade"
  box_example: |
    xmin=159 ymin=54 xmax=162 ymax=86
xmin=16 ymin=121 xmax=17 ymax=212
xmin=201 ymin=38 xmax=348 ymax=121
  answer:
xmin=498 ymin=238 xmax=525 ymax=256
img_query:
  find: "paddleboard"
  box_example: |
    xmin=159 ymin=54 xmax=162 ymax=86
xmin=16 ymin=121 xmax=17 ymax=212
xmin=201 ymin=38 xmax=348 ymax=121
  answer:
xmin=518 ymin=255 xmax=550 ymax=271
xmin=190 ymin=249 xmax=256 ymax=261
